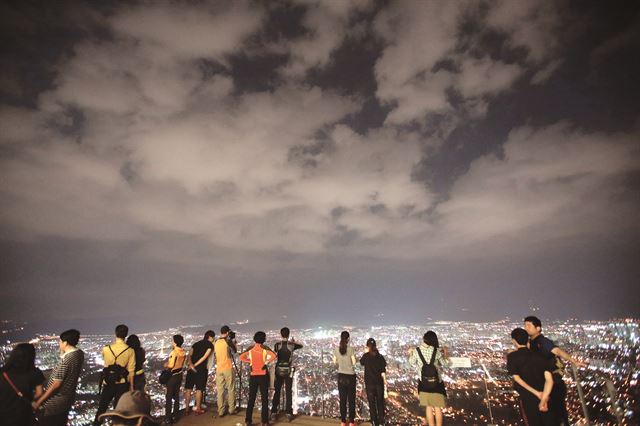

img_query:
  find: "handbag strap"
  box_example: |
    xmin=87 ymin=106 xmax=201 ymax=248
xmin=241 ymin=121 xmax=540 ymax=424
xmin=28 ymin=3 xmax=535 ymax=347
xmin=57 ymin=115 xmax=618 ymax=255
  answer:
xmin=2 ymin=371 xmax=25 ymax=398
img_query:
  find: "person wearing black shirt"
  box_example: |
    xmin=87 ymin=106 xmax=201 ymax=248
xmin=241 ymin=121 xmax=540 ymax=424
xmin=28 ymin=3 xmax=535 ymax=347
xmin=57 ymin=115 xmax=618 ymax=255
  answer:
xmin=270 ymin=327 xmax=303 ymax=422
xmin=507 ymin=328 xmax=558 ymax=426
xmin=525 ymin=316 xmax=587 ymax=426
xmin=0 ymin=343 xmax=45 ymax=426
xmin=126 ymin=334 xmax=146 ymax=391
xmin=359 ymin=338 xmax=387 ymax=426
xmin=184 ymin=330 xmax=215 ymax=415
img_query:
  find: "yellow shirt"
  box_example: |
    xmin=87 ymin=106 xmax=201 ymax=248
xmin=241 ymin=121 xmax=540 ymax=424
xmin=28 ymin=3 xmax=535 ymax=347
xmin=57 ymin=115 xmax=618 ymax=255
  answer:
xmin=214 ymin=338 xmax=232 ymax=372
xmin=167 ymin=347 xmax=186 ymax=371
xmin=102 ymin=338 xmax=135 ymax=384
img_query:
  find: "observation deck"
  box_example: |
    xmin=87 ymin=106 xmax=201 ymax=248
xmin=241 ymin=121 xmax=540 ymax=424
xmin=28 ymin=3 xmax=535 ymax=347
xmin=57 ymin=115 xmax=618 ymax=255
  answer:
xmin=175 ymin=409 xmax=364 ymax=426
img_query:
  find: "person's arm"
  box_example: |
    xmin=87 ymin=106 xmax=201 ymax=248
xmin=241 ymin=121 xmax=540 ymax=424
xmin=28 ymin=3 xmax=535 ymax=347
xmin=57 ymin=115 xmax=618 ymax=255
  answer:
xmin=32 ymin=380 xmax=61 ymax=409
xmin=551 ymin=347 xmax=587 ymax=368
xmin=33 ymin=384 xmax=44 ymax=401
xmin=126 ymin=350 xmax=136 ymax=391
xmin=193 ymin=348 xmax=212 ymax=369
xmin=332 ymin=348 xmax=338 ymax=365
xmin=265 ymin=348 xmax=277 ymax=364
xmin=538 ymin=371 xmax=553 ymax=412
xmin=164 ymin=350 xmax=175 ymax=369
xmin=239 ymin=350 xmax=251 ymax=364
xmin=381 ymin=355 xmax=388 ymax=386
xmin=512 ymin=375 xmax=543 ymax=400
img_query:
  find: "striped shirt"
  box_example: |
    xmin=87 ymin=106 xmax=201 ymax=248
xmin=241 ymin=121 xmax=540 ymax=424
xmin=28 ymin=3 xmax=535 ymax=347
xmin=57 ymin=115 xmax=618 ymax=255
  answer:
xmin=42 ymin=349 xmax=84 ymax=416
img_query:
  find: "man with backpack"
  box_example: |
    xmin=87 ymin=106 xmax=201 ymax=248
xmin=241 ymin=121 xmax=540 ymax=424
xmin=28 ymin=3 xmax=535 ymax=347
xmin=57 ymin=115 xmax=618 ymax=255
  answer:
xmin=93 ymin=324 xmax=135 ymax=426
xmin=270 ymin=327 xmax=303 ymax=422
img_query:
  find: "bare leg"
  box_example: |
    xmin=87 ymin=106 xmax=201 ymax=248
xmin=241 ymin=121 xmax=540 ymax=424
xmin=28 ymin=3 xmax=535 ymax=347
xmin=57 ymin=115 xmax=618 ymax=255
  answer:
xmin=426 ymin=406 xmax=436 ymax=426
xmin=184 ymin=389 xmax=192 ymax=413
xmin=434 ymin=407 xmax=443 ymax=426
xmin=195 ymin=390 xmax=203 ymax=411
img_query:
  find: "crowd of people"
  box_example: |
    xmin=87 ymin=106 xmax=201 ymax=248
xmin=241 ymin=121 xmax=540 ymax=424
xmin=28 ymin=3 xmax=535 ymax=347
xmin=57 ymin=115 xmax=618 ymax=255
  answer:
xmin=0 ymin=316 xmax=586 ymax=426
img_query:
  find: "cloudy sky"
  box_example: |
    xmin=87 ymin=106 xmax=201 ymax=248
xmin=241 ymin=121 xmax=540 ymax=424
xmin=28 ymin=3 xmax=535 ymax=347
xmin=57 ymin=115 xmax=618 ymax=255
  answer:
xmin=1 ymin=0 xmax=639 ymax=331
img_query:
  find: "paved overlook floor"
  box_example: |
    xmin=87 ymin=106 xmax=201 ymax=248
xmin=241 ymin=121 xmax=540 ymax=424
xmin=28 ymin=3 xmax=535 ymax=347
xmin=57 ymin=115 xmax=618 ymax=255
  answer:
xmin=175 ymin=409 xmax=372 ymax=426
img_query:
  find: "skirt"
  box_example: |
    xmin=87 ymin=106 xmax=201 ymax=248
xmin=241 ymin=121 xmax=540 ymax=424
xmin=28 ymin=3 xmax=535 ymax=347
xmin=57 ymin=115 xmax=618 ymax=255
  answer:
xmin=419 ymin=391 xmax=446 ymax=408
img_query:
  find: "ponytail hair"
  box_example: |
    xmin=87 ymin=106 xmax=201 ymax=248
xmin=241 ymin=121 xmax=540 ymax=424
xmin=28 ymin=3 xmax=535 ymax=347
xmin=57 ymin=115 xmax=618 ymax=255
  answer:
xmin=339 ymin=331 xmax=350 ymax=355
xmin=366 ymin=337 xmax=378 ymax=355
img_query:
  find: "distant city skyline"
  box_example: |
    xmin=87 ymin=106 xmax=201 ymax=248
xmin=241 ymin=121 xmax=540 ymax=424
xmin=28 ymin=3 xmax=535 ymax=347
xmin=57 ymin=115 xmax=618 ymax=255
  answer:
xmin=1 ymin=1 xmax=639 ymax=325
xmin=2 ymin=319 xmax=637 ymax=425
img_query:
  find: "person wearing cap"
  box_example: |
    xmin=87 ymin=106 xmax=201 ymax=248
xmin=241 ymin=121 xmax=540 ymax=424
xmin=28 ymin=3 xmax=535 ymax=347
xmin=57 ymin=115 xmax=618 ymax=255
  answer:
xmin=360 ymin=338 xmax=387 ymax=426
xmin=215 ymin=325 xmax=237 ymax=417
xmin=98 ymin=390 xmax=156 ymax=425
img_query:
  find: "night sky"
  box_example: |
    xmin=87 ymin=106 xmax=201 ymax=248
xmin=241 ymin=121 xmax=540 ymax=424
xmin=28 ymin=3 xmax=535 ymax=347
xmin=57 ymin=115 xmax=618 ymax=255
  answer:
xmin=1 ymin=1 xmax=639 ymax=332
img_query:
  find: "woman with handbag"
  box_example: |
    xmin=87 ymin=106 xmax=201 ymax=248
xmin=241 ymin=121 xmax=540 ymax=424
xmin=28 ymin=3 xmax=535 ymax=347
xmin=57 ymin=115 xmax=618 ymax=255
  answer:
xmin=0 ymin=343 xmax=45 ymax=426
xmin=333 ymin=331 xmax=357 ymax=426
xmin=163 ymin=334 xmax=186 ymax=424
xmin=409 ymin=331 xmax=449 ymax=426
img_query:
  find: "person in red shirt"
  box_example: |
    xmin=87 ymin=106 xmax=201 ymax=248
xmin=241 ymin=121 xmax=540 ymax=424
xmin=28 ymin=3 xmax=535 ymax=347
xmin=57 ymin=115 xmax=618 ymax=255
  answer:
xmin=239 ymin=332 xmax=276 ymax=426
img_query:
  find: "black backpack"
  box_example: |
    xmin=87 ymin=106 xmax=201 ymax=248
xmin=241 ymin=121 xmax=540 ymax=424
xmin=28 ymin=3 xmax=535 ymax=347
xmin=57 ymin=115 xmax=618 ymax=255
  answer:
xmin=102 ymin=346 xmax=131 ymax=387
xmin=275 ymin=341 xmax=293 ymax=378
xmin=416 ymin=347 xmax=439 ymax=392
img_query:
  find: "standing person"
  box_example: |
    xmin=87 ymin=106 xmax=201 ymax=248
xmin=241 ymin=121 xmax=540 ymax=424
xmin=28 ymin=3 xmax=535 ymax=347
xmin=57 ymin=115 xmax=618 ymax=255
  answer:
xmin=32 ymin=329 xmax=85 ymax=426
xmin=524 ymin=316 xmax=587 ymax=426
xmin=184 ymin=330 xmax=215 ymax=415
xmin=126 ymin=334 xmax=146 ymax=391
xmin=359 ymin=338 xmax=387 ymax=426
xmin=270 ymin=326 xmax=303 ymax=422
xmin=239 ymin=331 xmax=276 ymax=426
xmin=507 ymin=328 xmax=558 ymax=426
xmin=215 ymin=325 xmax=238 ymax=417
xmin=93 ymin=324 xmax=135 ymax=426
xmin=0 ymin=343 xmax=44 ymax=426
xmin=163 ymin=334 xmax=186 ymax=424
xmin=332 ymin=331 xmax=357 ymax=426
xmin=409 ymin=331 xmax=449 ymax=426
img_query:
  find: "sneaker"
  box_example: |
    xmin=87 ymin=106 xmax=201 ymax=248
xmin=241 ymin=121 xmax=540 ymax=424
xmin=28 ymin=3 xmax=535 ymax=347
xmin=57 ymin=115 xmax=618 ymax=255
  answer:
xmin=230 ymin=408 xmax=239 ymax=415
xmin=270 ymin=413 xmax=278 ymax=421
xmin=286 ymin=414 xmax=294 ymax=422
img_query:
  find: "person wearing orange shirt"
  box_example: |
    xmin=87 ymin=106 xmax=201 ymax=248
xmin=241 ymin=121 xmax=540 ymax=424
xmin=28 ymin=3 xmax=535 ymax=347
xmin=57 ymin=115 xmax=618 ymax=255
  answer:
xmin=214 ymin=326 xmax=237 ymax=416
xmin=239 ymin=331 xmax=276 ymax=426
